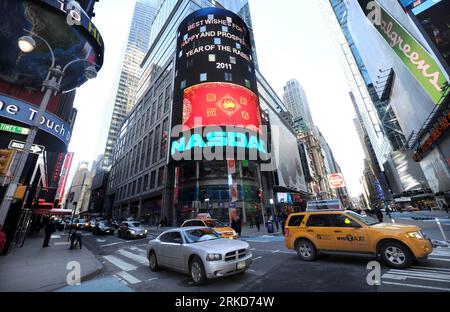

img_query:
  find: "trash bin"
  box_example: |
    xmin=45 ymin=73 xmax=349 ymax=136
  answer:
xmin=266 ymin=222 xmax=274 ymax=233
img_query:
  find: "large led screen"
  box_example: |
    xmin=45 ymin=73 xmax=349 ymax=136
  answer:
xmin=170 ymin=7 xmax=268 ymax=163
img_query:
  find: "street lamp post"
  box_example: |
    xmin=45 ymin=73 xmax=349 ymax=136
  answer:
xmin=0 ymin=29 xmax=98 ymax=227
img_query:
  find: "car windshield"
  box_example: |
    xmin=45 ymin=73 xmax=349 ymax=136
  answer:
xmin=131 ymin=222 xmax=141 ymax=227
xmin=99 ymin=222 xmax=111 ymax=227
xmin=204 ymin=219 xmax=227 ymax=227
xmin=79 ymin=219 xmax=86 ymax=223
xmin=183 ymin=228 xmax=221 ymax=244
xmin=346 ymin=211 xmax=379 ymax=226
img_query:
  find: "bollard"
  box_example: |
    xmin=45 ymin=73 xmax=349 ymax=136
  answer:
xmin=435 ymin=218 xmax=448 ymax=242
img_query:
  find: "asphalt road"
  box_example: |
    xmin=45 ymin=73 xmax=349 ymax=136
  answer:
xmin=57 ymin=217 xmax=450 ymax=292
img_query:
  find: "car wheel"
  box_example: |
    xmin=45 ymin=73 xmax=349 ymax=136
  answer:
xmin=190 ymin=257 xmax=207 ymax=286
xmin=295 ymin=239 xmax=317 ymax=261
xmin=380 ymin=241 xmax=413 ymax=269
xmin=148 ymin=251 xmax=159 ymax=272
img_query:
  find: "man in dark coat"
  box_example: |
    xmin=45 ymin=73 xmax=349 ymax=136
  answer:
xmin=43 ymin=219 xmax=56 ymax=248
xmin=375 ymin=207 xmax=384 ymax=223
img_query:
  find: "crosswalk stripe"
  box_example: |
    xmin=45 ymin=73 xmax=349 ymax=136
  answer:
xmin=387 ymin=270 xmax=450 ymax=281
xmin=429 ymin=257 xmax=450 ymax=262
xmin=103 ymin=255 xmax=137 ymax=271
xmin=382 ymin=281 xmax=450 ymax=291
xmin=411 ymin=266 xmax=450 ymax=272
xmin=117 ymin=249 xmax=149 ymax=266
xmin=383 ymin=273 xmax=450 ymax=283
xmin=407 ymin=268 xmax=450 ymax=275
xmin=116 ymin=271 xmax=142 ymax=284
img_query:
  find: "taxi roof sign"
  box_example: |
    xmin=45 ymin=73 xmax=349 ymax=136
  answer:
xmin=306 ymin=199 xmax=343 ymax=211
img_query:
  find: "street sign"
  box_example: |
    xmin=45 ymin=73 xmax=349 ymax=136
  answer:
xmin=8 ymin=140 xmax=45 ymax=154
xmin=328 ymin=173 xmax=345 ymax=189
xmin=0 ymin=122 xmax=29 ymax=135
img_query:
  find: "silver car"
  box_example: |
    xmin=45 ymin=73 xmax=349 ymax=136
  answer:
xmin=146 ymin=227 xmax=252 ymax=285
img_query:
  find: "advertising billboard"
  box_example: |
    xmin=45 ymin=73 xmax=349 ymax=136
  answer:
xmin=413 ymin=0 xmax=450 ymax=69
xmin=357 ymin=0 xmax=449 ymax=105
xmin=170 ymin=7 xmax=268 ymax=163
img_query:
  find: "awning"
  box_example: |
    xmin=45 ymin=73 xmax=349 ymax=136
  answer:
xmin=32 ymin=209 xmax=72 ymax=216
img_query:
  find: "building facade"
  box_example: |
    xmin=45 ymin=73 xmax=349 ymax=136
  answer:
xmin=102 ymin=0 xmax=157 ymax=169
xmin=107 ymin=0 xmax=311 ymax=225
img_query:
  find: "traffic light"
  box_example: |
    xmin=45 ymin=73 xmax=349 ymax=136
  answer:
xmin=0 ymin=149 xmax=14 ymax=176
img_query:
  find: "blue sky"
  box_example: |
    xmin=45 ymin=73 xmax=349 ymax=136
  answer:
xmin=68 ymin=0 xmax=365 ymax=197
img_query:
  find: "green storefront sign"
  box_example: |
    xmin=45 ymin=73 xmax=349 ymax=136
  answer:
xmin=0 ymin=122 xmax=29 ymax=135
xmin=357 ymin=0 xmax=449 ymax=105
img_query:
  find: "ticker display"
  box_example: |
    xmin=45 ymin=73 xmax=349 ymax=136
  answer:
xmin=170 ymin=7 xmax=268 ymax=162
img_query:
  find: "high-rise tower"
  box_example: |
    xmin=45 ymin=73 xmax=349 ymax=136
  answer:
xmin=102 ymin=0 xmax=157 ymax=169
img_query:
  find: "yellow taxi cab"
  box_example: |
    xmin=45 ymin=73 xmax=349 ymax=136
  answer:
xmin=181 ymin=218 xmax=238 ymax=239
xmin=284 ymin=210 xmax=433 ymax=269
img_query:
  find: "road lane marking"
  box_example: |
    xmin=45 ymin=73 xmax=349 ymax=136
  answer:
xmin=103 ymin=255 xmax=137 ymax=271
xmin=51 ymin=235 xmax=61 ymax=239
xmin=54 ymin=242 xmax=70 ymax=246
xmin=272 ymin=250 xmax=280 ymax=253
xmin=253 ymin=256 xmax=263 ymax=261
xmin=382 ymin=281 xmax=450 ymax=291
xmin=96 ymin=239 xmax=106 ymax=243
xmin=429 ymin=257 xmax=450 ymax=262
xmin=118 ymin=249 xmax=149 ymax=266
xmin=147 ymin=278 xmax=158 ymax=282
xmin=100 ymin=242 xmax=123 ymax=248
xmin=117 ymin=271 xmax=142 ymax=284
xmin=407 ymin=268 xmax=450 ymax=274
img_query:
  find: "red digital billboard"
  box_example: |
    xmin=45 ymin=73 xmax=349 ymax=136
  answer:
xmin=182 ymin=82 xmax=263 ymax=134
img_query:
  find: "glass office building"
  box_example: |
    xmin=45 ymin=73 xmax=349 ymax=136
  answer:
xmin=107 ymin=0 xmax=309 ymax=225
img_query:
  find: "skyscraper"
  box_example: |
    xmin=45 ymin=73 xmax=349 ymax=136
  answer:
xmin=102 ymin=0 xmax=157 ymax=169
xmin=282 ymin=79 xmax=314 ymax=132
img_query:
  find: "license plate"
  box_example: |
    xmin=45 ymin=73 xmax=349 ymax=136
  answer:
xmin=237 ymin=261 xmax=246 ymax=270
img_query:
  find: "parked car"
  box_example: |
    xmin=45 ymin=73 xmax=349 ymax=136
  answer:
xmin=181 ymin=219 xmax=238 ymax=239
xmin=147 ymin=227 xmax=252 ymax=285
xmin=93 ymin=221 xmax=115 ymax=235
xmin=118 ymin=221 xmax=148 ymax=239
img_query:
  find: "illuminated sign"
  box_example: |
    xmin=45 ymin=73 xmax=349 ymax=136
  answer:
xmin=170 ymin=7 xmax=267 ymax=162
xmin=413 ymin=110 xmax=450 ymax=161
xmin=55 ymin=152 xmax=74 ymax=200
xmin=0 ymin=95 xmax=72 ymax=146
xmin=358 ymin=0 xmax=449 ymax=105
xmin=0 ymin=122 xmax=29 ymax=135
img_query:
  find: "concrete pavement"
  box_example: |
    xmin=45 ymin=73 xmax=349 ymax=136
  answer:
xmin=0 ymin=231 xmax=103 ymax=292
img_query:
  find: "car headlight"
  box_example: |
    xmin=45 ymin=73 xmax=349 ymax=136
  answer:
xmin=407 ymin=231 xmax=425 ymax=240
xmin=206 ymin=253 xmax=222 ymax=261
xmin=144 ymin=230 xmax=148 ymax=234
xmin=130 ymin=230 xmax=136 ymax=234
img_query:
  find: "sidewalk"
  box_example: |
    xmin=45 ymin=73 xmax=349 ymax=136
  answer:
xmin=0 ymin=231 xmax=103 ymax=292
xmin=389 ymin=210 xmax=450 ymax=220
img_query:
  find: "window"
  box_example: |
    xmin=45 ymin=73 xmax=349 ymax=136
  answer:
xmin=150 ymin=171 xmax=156 ymax=189
xmin=178 ymin=50 xmax=183 ymax=58
xmin=208 ymin=54 xmax=216 ymax=62
xmin=245 ymin=79 xmax=251 ymax=88
xmin=183 ymin=33 xmax=188 ymax=40
xmin=181 ymin=80 xmax=186 ymax=89
xmin=157 ymin=93 xmax=163 ymax=120
xmin=224 ymin=72 xmax=232 ymax=81
xmin=153 ymin=126 xmax=160 ymax=163
xmin=143 ymin=174 xmax=149 ymax=191
xmin=329 ymin=214 xmax=360 ymax=228
xmin=306 ymin=215 xmax=331 ymax=227
xmin=132 ymin=180 xmax=136 ymax=195
xmin=200 ymin=26 xmax=206 ymax=32
xmin=137 ymin=177 xmax=142 ymax=194
xmin=146 ymin=131 xmax=153 ymax=167
xmin=160 ymin=118 xmax=169 ymax=159
xmin=214 ymin=38 xmax=221 ymax=45
xmin=229 ymin=56 xmax=236 ymax=64
xmin=164 ymin=85 xmax=171 ymax=113
xmin=208 ymin=14 xmax=214 ymax=20
xmin=222 ymin=26 xmax=228 ymax=32
xmin=236 ymin=42 xmax=241 ymax=49
xmin=158 ymin=167 xmax=165 ymax=186
xmin=200 ymin=73 xmax=207 ymax=82
xmin=159 ymin=232 xmax=172 ymax=243
xmin=288 ymin=215 xmax=305 ymax=227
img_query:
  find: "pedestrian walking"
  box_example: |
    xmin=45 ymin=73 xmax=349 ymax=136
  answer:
xmin=164 ymin=216 xmax=168 ymax=227
xmin=274 ymin=215 xmax=279 ymax=233
xmin=70 ymin=229 xmax=82 ymax=249
xmin=249 ymin=216 xmax=254 ymax=229
xmin=255 ymin=215 xmax=260 ymax=232
xmin=235 ymin=217 xmax=242 ymax=237
xmin=386 ymin=206 xmax=392 ymax=219
xmin=43 ymin=218 xmax=56 ymax=248
xmin=375 ymin=207 xmax=384 ymax=223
